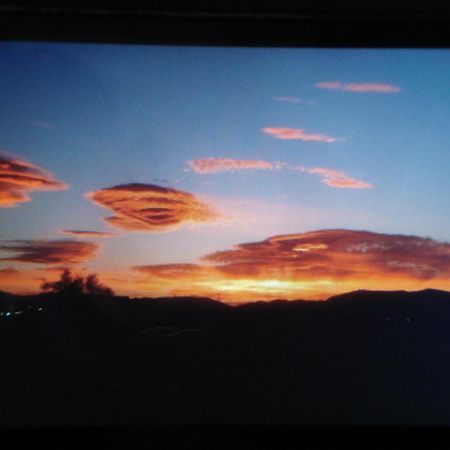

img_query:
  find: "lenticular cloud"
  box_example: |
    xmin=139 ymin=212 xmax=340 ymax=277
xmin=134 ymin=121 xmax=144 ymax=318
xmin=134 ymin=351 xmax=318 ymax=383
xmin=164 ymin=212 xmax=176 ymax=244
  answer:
xmin=0 ymin=152 xmax=67 ymax=207
xmin=86 ymin=183 xmax=219 ymax=232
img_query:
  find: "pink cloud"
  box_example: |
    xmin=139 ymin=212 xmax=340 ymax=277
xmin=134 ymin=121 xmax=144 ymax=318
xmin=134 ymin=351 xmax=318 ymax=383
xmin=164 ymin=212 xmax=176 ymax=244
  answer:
xmin=187 ymin=157 xmax=373 ymax=190
xmin=298 ymin=166 xmax=373 ymax=189
xmin=315 ymin=81 xmax=401 ymax=93
xmin=315 ymin=82 xmax=343 ymax=89
xmin=262 ymin=127 xmax=338 ymax=143
xmin=187 ymin=158 xmax=285 ymax=174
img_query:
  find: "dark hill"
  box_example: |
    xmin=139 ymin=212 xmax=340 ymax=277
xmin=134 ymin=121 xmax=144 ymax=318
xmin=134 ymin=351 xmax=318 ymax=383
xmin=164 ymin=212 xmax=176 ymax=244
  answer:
xmin=2 ymin=288 xmax=450 ymax=427
xmin=143 ymin=295 xmax=231 ymax=310
xmin=325 ymin=289 xmax=450 ymax=322
xmin=327 ymin=288 xmax=450 ymax=305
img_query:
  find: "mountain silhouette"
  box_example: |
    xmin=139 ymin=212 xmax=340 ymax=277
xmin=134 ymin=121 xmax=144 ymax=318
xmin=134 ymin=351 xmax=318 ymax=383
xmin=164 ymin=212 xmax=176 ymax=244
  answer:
xmin=328 ymin=288 xmax=450 ymax=304
xmin=1 ymin=288 xmax=450 ymax=427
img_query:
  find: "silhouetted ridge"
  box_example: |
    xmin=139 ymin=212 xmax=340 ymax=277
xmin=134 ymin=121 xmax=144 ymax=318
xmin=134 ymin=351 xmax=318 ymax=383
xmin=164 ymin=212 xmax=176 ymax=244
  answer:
xmin=148 ymin=296 xmax=231 ymax=310
xmin=3 ymin=287 xmax=450 ymax=427
xmin=327 ymin=288 xmax=450 ymax=305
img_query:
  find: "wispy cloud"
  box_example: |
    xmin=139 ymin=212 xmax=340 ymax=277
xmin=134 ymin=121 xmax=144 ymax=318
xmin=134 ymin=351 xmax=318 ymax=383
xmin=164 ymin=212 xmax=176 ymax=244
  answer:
xmin=262 ymin=127 xmax=339 ymax=143
xmin=315 ymin=81 xmax=401 ymax=93
xmin=60 ymin=230 xmax=119 ymax=238
xmin=272 ymin=96 xmax=316 ymax=104
xmin=86 ymin=183 xmax=219 ymax=232
xmin=31 ymin=120 xmax=55 ymax=129
xmin=187 ymin=157 xmax=372 ymax=189
xmin=187 ymin=158 xmax=285 ymax=174
xmin=297 ymin=166 xmax=373 ymax=189
xmin=0 ymin=152 xmax=68 ymax=207
xmin=0 ymin=240 xmax=98 ymax=264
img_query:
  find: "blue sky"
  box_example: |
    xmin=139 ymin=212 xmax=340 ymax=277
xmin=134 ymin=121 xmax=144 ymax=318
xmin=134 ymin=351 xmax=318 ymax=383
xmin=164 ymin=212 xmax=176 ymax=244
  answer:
xmin=1 ymin=42 xmax=449 ymax=299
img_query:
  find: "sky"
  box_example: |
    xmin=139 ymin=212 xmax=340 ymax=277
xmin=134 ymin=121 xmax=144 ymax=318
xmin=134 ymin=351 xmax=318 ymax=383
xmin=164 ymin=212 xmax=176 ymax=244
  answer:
xmin=1 ymin=42 xmax=450 ymax=302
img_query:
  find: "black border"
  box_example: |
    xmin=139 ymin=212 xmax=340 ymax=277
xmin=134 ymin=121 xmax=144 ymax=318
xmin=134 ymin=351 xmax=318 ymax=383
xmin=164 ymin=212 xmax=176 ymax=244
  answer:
xmin=5 ymin=425 xmax=450 ymax=449
xmin=0 ymin=1 xmax=450 ymax=47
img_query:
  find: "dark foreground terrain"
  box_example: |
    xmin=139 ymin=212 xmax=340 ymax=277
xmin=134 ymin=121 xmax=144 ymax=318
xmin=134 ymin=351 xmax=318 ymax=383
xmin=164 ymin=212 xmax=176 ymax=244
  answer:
xmin=1 ymin=289 xmax=450 ymax=427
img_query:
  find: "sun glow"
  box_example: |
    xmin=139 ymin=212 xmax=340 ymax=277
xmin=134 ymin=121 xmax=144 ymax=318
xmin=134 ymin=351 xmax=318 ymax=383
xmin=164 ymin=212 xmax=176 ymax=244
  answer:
xmin=197 ymin=278 xmax=334 ymax=294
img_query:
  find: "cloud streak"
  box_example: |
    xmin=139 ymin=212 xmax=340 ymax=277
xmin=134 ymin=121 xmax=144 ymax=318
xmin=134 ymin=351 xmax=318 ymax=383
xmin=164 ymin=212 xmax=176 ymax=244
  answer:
xmin=0 ymin=152 xmax=68 ymax=207
xmin=187 ymin=158 xmax=285 ymax=174
xmin=31 ymin=121 xmax=56 ymax=129
xmin=187 ymin=158 xmax=372 ymax=189
xmin=297 ymin=166 xmax=373 ymax=189
xmin=262 ymin=127 xmax=338 ymax=143
xmin=60 ymin=230 xmax=119 ymax=238
xmin=0 ymin=240 xmax=98 ymax=264
xmin=133 ymin=263 xmax=219 ymax=280
xmin=315 ymin=81 xmax=401 ymax=93
xmin=272 ymin=96 xmax=316 ymax=104
xmin=86 ymin=183 xmax=219 ymax=232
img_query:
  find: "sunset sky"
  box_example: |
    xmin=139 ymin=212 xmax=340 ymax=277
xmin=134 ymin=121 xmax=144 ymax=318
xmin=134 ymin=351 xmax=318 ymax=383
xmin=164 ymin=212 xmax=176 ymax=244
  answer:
xmin=1 ymin=42 xmax=450 ymax=301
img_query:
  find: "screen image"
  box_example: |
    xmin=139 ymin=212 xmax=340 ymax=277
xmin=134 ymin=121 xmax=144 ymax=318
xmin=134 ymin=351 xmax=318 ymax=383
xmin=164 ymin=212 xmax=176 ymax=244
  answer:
xmin=1 ymin=42 xmax=450 ymax=426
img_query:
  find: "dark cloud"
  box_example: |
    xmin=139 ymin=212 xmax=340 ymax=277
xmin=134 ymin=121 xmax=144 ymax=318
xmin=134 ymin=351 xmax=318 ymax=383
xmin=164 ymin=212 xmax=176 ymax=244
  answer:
xmin=0 ymin=240 xmax=99 ymax=264
xmin=0 ymin=267 xmax=19 ymax=276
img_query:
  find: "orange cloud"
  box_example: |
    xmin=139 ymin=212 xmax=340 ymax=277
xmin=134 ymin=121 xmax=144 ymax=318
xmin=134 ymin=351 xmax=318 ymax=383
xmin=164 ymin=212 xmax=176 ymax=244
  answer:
xmin=204 ymin=230 xmax=450 ymax=281
xmin=187 ymin=158 xmax=285 ymax=174
xmin=129 ymin=230 xmax=450 ymax=302
xmin=133 ymin=263 xmax=219 ymax=280
xmin=0 ymin=152 xmax=68 ymax=207
xmin=262 ymin=127 xmax=338 ymax=143
xmin=86 ymin=183 xmax=219 ymax=232
xmin=60 ymin=230 xmax=119 ymax=238
xmin=315 ymin=81 xmax=401 ymax=93
xmin=0 ymin=240 xmax=98 ymax=264
xmin=297 ymin=166 xmax=373 ymax=189
xmin=129 ymin=264 xmax=224 ymax=299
